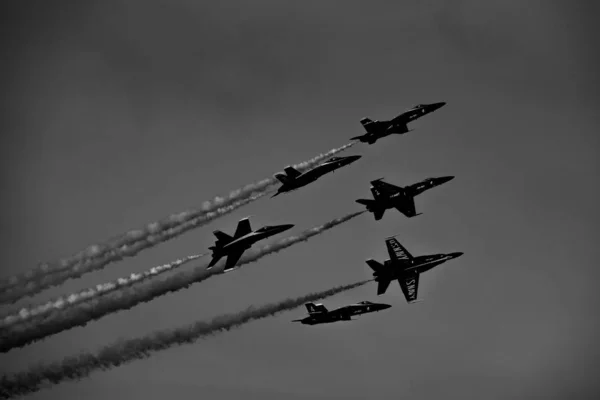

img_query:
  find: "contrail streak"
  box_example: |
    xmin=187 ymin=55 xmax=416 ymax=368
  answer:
xmin=0 ymin=279 xmax=371 ymax=399
xmin=0 ymin=254 xmax=206 ymax=329
xmin=0 ymin=142 xmax=355 ymax=304
xmin=0 ymin=191 xmax=268 ymax=305
xmin=0 ymin=211 xmax=364 ymax=353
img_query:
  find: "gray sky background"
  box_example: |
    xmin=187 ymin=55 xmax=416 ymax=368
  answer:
xmin=1 ymin=1 xmax=599 ymax=399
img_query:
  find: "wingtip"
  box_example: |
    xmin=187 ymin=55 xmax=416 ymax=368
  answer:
xmin=384 ymin=234 xmax=402 ymax=240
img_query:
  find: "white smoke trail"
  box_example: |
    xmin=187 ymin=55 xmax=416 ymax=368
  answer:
xmin=0 ymin=279 xmax=371 ymax=399
xmin=0 ymin=254 xmax=206 ymax=329
xmin=0 ymin=191 xmax=269 ymax=305
xmin=0 ymin=142 xmax=356 ymax=302
xmin=0 ymin=211 xmax=364 ymax=353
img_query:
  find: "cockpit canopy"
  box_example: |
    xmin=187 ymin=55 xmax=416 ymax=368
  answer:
xmin=254 ymin=226 xmax=271 ymax=233
xmin=357 ymin=301 xmax=374 ymax=305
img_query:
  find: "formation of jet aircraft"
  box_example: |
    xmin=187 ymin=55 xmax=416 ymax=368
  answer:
xmin=272 ymin=155 xmax=362 ymax=197
xmin=366 ymin=236 xmax=463 ymax=303
xmin=205 ymin=101 xmax=463 ymax=324
xmin=356 ymin=176 xmax=454 ymax=220
xmin=207 ymin=218 xmax=294 ymax=271
xmin=350 ymin=102 xmax=446 ymax=144
xmin=292 ymin=301 xmax=391 ymax=325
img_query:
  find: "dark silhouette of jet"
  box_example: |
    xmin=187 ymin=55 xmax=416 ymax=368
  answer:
xmin=356 ymin=176 xmax=454 ymax=220
xmin=292 ymin=301 xmax=391 ymax=325
xmin=366 ymin=236 xmax=463 ymax=303
xmin=350 ymin=102 xmax=446 ymax=144
xmin=207 ymin=217 xmax=294 ymax=271
xmin=272 ymin=155 xmax=362 ymax=197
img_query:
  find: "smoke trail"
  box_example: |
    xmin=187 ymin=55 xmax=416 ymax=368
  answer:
xmin=0 ymin=191 xmax=268 ymax=305
xmin=0 ymin=211 xmax=364 ymax=353
xmin=0 ymin=254 xmax=206 ymax=329
xmin=0 ymin=279 xmax=371 ymax=399
xmin=0 ymin=142 xmax=356 ymax=303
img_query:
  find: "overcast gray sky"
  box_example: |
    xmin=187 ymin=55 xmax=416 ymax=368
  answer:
xmin=1 ymin=1 xmax=599 ymax=399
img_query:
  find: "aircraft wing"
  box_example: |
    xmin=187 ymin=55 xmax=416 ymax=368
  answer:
xmin=394 ymin=197 xmax=418 ymax=217
xmin=234 ymin=218 xmax=252 ymax=238
xmin=398 ymin=273 xmax=419 ymax=303
xmin=371 ymin=179 xmax=401 ymax=194
xmin=377 ymin=279 xmax=391 ymax=295
xmin=373 ymin=209 xmax=385 ymax=221
xmin=385 ymin=237 xmax=413 ymax=262
xmin=327 ymin=306 xmax=351 ymax=319
xmin=223 ymin=248 xmax=246 ymax=271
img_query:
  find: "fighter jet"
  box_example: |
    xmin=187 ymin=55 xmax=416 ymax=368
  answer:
xmin=292 ymin=301 xmax=391 ymax=325
xmin=207 ymin=217 xmax=294 ymax=271
xmin=272 ymin=155 xmax=362 ymax=197
xmin=356 ymin=176 xmax=454 ymax=220
xmin=350 ymin=102 xmax=446 ymax=144
xmin=366 ymin=236 xmax=463 ymax=303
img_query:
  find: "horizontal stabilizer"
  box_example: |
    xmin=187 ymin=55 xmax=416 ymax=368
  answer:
xmin=212 ymin=230 xmax=233 ymax=244
xmin=366 ymin=259 xmax=384 ymax=274
xmin=274 ymin=173 xmax=290 ymax=184
xmin=355 ymin=199 xmax=376 ymax=207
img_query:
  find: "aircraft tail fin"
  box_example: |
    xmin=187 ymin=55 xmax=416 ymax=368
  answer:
xmin=305 ymin=302 xmax=328 ymax=314
xmin=360 ymin=117 xmax=377 ymax=133
xmin=283 ymin=166 xmax=301 ymax=179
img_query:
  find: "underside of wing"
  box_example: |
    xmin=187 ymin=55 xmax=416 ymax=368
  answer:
xmin=398 ymin=273 xmax=419 ymax=303
xmin=224 ymin=249 xmax=246 ymax=271
xmin=385 ymin=237 xmax=413 ymax=262
xmin=394 ymin=196 xmax=417 ymax=217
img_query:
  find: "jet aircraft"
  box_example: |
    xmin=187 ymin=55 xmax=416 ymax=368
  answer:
xmin=272 ymin=155 xmax=362 ymax=197
xmin=366 ymin=236 xmax=463 ymax=303
xmin=350 ymin=102 xmax=446 ymax=144
xmin=207 ymin=217 xmax=294 ymax=271
xmin=292 ymin=301 xmax=391 ymax=325
xmin=356 ymin=176 xmax=454 ymax=220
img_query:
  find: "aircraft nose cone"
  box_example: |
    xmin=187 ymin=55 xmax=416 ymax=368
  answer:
xmin=347 ymin=155 xmax=362 ymax=163
xmin=433 ymin=102 xmax=446 ymax=109
xmin=449 ymin=252 xmax=464 ymax=259
xmin=279 ymin=224 xmax=295 ymax=232
xmin=380 ymin=304 xmax=392 ymax=310
xmin=439 ymin=176 xmax=455 ymax=184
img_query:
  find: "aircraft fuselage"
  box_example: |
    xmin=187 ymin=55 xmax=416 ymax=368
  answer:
xmin=275 ymin=156 xmax=361 ymax=195
xmin=296 ymin=303 xmax=391 ymax=325
xmin=373 ymin=253 xmax=463 ymax=282
xmin=215 ymin=225 xmax=294 ymax=256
